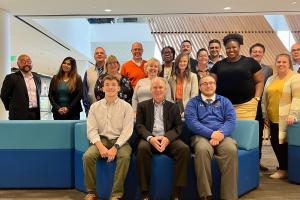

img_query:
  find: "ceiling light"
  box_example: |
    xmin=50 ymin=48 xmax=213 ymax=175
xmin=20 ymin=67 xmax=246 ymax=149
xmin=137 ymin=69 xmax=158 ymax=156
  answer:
xmin=291 ymin=1 xmax=297 ymax=5
xmin=224 ymin=7 xmax=231 ymax=10
xmin=104 ymin=9 xmax=112 ymax=12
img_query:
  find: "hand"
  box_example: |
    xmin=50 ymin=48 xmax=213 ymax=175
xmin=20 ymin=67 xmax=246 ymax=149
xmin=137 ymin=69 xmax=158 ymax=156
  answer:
xmin=95 ymin=142 xmax=108 ymax=158
xmin=61 ymin=107 xmax=69 ymax=114
xmin=209 ymin=138 xmax=220 ymax=146
xmin=149 ymin=136 xmax=162 ymax=152
xmin=159 ymin=136 xmax=170 ymax=152
xmin=286 ymin=115 xmax=297 ymax=125
xmin=58 ymin=108 xmax=65 ymax=115
xmin=106 ymin=146 xmax=118 ymax=162
xmin=211 ymin=131 xmax=224 ymax=142
xmin=264 ymin=118 xmax=270 ymax=127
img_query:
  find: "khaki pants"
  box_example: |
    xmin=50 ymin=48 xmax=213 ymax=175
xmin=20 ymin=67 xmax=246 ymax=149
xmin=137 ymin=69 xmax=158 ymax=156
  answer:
xmin=191 ymin=136 xmax=238 ymax=200
xmin=234 ymin=98 xmax=258 ymax=120
xmin=83 ymin=137 xmax=132 ymax=198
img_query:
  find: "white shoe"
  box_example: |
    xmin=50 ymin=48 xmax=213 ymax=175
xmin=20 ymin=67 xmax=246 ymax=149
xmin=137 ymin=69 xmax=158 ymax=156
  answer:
xmin=269 ymin=170 xmax=288 ymax=179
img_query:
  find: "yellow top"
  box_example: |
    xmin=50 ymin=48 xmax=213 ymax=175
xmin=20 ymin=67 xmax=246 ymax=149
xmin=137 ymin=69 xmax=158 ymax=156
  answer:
xmin=266 ymin=78 xmax=285 ymax=123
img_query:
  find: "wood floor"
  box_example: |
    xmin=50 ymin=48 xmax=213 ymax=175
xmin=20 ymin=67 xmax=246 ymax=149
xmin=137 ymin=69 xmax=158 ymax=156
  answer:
xmin=0 ymin=144 xmax=299 ymax=200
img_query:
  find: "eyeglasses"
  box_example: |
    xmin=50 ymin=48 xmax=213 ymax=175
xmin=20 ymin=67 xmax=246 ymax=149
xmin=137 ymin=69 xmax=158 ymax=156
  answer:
xmin=291 ymin=48 xmax=300 ymax=52
xmin=200 ymin=81 xmax=216 ymax=86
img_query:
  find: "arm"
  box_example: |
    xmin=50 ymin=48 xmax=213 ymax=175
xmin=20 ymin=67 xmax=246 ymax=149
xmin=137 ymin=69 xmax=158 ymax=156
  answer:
xmin=0 ymin=75 xmax=13 ymax=110
xmin=86 ymin=104 xmax=101 ymax=144
xmin=48 ymin=76 xmax=60 ymax=111
xmin=135 ymin=102 xmax=152 ymax=140
xmin=218 ymin=98 xmax=236 ymax=137
xmin=82 ymin=72 xmax=90 ymax=114
xmin=288 ymin=75 xmax=300 ymax=123
xmin=115 ymin=104 xmax=134 ymax=147
xmin=132 ymin=81 xmax=140 ymax=112
xmin=67 ymin=76 xmax=83 ymax=110
xmin=254 ymin=69 xmax=264 ymax=98
xmin=164 ymin=103 xmax=182 ymax=142
xmin=190 ymin=73 xmax=199 ymax=98
xmin=184 ymin=99 xmax=214 ymax=138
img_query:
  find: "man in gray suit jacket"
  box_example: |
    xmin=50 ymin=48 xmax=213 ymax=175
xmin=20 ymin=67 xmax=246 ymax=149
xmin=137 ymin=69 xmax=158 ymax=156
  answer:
xmin=1 ymin=54 xmax=41 ymax=120
xmin=135 ymin=77 xmax=190 ymax=200
xmin=250 ymin=43 xmax=273 ymax=170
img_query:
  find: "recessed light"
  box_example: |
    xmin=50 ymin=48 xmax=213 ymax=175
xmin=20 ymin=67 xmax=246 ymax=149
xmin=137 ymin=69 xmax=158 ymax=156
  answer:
xmin=104 ymin=9 xmax=112 ymax=12
xmin=291 ymin=1 xmax=297 ymax=5
xmin=224 ymin=7 xmax=231 ymax=10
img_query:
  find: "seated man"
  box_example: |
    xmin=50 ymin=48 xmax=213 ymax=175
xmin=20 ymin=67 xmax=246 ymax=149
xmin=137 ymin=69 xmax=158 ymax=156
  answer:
xmin=184 ymin=75 xmax=237 ymax=200
xmin=136 ymin=77 xmax=190 ymax=200
xmin=83 ymin=75 xmax=134 ymax=200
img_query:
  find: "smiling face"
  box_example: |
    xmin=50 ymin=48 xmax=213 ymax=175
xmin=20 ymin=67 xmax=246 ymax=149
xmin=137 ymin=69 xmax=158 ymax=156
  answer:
xmin=131 ymin=42 xmax=143 ymax=60
xmin=291 ymin=43 xmax=300 ymax=63
xmin=162 ymin=47 xmax=174 ymax=63
xmin=61 ymin=59 xmax=72 ymax=74
xmin=103 ymin=78 xmax=120 ymax=98
xmin=178 ymin=55 xmax=189 ymax=72
xmin=181 ymin=41 xmax=192 ymax=54
xmin=199 ymin=75 xmax=216 ymax=97
xmin=225 ymin=40 xmax=240 ymax=61
xmin=106 ymin=58 xmax=120 ymax=75
xmin=146 ymin=60 xmax=160 ymax=77
xmin=94 ymin=47 xmax=106 ymax=64
xmin=275 ymin=55 xmax=292 ymax=75
xmin=197 ymin=50 xmax=209 ymax=66
xmin=250 ymin=46 xmax=264 ymax=63
xmin=17 ymin=55 xmax=32 ymax=73
xmin=209 ymin=42 xmax=221 ymax=58
xmin=151 ymin=78 xmax=166 ymax=103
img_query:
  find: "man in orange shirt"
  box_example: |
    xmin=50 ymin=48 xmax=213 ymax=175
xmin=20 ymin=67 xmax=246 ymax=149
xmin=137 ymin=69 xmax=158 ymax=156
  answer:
xmin=121 ymin=42 xmax=147 ymax=89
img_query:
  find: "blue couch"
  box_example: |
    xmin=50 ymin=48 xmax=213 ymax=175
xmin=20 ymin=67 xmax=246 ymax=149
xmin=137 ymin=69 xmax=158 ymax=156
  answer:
xmin=0 ymin=120 xmax=80 ymax=188
xmin=74 ymin=120 xmax=259 ymax=200
xmin=288 ymin=122 xmax=300 ymax=184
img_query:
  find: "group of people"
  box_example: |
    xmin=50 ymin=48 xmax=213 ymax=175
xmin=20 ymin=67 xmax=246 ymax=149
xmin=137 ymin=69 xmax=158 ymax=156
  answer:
xmin=1 ymin=34 xmax=300 ymax=200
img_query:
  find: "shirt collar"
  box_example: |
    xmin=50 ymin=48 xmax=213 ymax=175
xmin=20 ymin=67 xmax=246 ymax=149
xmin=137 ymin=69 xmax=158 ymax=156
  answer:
xmin=103 ymin=97 xmax=119 ymax=105
xmin=201 ymin=93 xmax=216 ymax=103
xmin=153 ymin=99 xmax=165 ymax=107
xmin=20 ymin=71 xmax=33 ymax=78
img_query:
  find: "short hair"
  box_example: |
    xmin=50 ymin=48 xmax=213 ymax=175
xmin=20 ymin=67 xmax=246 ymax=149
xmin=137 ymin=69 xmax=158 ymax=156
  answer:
xmin=196 ymin=48 xmax=209 ymax=58
xmin=181 ymin=40 xmax=192 ymax=46
xmin=104 ymin=55 xmax=120 ymax=71
xmin=103 ymin=74 xmax=120 ymax=85
xmin=275 ymin=53 xmax=293 ymax=70
xmin=144 ymin=58 xmax=162 ymax=74
xmin=161 ymin=46 xmax=176 ymax=60
xmin=208 ymin=39 xmax=221 ymax=46
xmin=249 ymin=43 xmax=265 ymax=54
xmin=150 ymin=77 xmax=167 ymax=91
xmin=199 ymin=74 xmax=216 ymax=84
xmin=223 ymin=33 xmax=244 ymax=46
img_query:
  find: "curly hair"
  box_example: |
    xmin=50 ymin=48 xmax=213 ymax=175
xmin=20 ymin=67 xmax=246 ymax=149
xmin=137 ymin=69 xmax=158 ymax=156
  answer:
xmin=223 ymin=33 xmax=244 ymax=46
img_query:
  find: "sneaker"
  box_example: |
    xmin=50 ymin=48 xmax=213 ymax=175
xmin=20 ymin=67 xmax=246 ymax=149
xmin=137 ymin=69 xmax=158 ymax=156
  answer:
xmin=84 ymin=193 xmax=97 ymax=200
xmin=260 ymin=164 xmax=268 ymax=171
xmin=269 ymin=170 xmax=288 ymax=179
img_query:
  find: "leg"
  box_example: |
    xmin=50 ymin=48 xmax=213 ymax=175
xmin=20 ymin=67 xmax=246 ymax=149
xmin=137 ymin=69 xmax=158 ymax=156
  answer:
xmin=111 ymin=143 xmax=132 ymax=198
xmin=136 ymin=140 xmax=154 ymax=193
xmin=215 ymin=137 xmax=238 ymax=200
xmin=165 ymin=139 xmax=190 ymax=199
xmin=191 ymin=135 xmax=214 ymax=198
xmin=269 ymin=122 xmax=280 ymax=167
xmin=83 ymin=145 xmax=101 ymax=192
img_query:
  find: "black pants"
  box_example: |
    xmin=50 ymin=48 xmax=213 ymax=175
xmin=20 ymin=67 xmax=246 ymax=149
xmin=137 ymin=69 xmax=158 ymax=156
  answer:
xmin=28 ymin=108 xmax=40 ymax=120
xmin=53 ymin=111 xmax=80 ymax=120
xmin=269 ymin=122 xmax=288 ymax=170
xmin=136 ymin=139 xmax=190 ymax=192
xmin=255 ymin=101 xmax=264 ymax=160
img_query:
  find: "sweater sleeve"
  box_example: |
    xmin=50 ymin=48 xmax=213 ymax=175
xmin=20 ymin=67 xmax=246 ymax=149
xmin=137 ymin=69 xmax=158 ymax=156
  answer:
xmin=218 ymin=98 xmax=236 ymax=137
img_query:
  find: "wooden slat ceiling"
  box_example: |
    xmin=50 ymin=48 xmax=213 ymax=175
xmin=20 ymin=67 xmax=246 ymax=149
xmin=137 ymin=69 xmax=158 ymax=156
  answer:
xmin=285 ymin=15 xmax=300 ymax=43
xmin=147 ymin=16 xmax=288 ymax=67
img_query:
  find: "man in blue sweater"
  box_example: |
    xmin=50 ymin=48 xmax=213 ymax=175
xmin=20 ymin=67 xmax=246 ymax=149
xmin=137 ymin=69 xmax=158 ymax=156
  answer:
xmin=184 ymin=75 xmax=237 ymax=200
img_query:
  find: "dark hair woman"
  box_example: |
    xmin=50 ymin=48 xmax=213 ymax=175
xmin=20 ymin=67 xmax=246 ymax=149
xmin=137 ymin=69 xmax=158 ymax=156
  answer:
xmin=210 ymin=33 xmax=264 ymax=120
xmin=48 ymin=57 xmax=83 ymax=120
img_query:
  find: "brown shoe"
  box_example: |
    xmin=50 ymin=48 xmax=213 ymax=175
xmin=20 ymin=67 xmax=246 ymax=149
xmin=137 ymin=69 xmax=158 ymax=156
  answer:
xmin=84 ymin=193 xmax=97 ymax=200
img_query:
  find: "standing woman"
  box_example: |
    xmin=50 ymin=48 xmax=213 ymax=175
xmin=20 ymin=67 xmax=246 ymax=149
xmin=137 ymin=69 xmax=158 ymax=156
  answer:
xmin=262 ymin=53 xmax=300 ymax=179
xmin=94 ymin=55 xmax=133 ymax=104
xmin=196 ymin=48 xmax=210 ymax=81
xmin=48 ymin=57 xmax=83 ymax=120
xmin=159 ymin=46 xmax=176 ymax=80
xmin=169 ymin=53 xmax=198 ymax=114
xmin=210 ymin=33 xmax=264 ymax=120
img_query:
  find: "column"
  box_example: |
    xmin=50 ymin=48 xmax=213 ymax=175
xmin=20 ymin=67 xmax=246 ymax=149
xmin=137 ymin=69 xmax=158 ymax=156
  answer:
xmin=0 ymin=8 xmax=11 ymax=119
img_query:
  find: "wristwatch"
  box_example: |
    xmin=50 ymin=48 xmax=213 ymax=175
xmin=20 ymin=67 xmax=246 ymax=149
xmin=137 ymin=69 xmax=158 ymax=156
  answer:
xmin=254 ymin=97 xmax=261 ymax=102
xmin=114 ymin=144 xmax=120 ymax=150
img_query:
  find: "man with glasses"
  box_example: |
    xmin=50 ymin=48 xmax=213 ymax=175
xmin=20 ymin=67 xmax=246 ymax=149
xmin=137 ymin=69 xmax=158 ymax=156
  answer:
xmin=1 ymin=54 xmax=41 ymax=120
xmin=121 ymin=42 xmax=147 ymax=89
xmin=184 ymin=75 xmax=237 ymax=200
xmin=291 ymin=42 xmax=300 ymax=73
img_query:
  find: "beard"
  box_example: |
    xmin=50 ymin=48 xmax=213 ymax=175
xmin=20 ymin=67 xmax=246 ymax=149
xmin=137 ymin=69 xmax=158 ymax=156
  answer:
xmin=20 ymin=65 xmax=32 ymax=73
